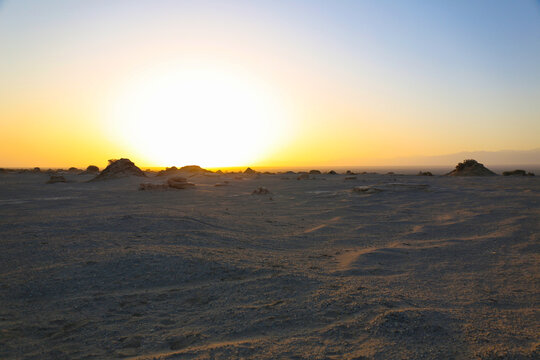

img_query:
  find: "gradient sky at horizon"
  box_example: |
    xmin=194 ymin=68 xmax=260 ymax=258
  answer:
xmin=1 ymin=0 xmax=539 ymax=168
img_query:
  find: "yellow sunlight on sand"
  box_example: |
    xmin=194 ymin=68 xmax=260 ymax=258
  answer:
xmin=105 ymin=65 xmax=292 ymax=168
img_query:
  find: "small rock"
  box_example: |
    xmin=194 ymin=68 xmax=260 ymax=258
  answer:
xmin=353 ymin=186 xmax=382 ymax=193
xmin=502 ymin=169 xmax=534 ymax=176
xmin=167 ymin=176 xmax=195 ymax=189
xmin=139 ymin=183 xmax=169 ymax=190
xmin=47 ymin=175 xmax=66 ymax=184
xmin=252 ymin=187 xmax=270 ymax=195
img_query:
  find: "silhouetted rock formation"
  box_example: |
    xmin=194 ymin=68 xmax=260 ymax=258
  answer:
xmin=446 ymin=159 xmax=496 ymax=176
xmin=244 ymin=167 xmax=257 ymax=175
xmin=91 ymin=158 xmax=146 ymax=181
xmin=167 ymin=176 xmax=195 ymax=189
xmin=157 ymin=165 xmax=212 ymax=176
xmin=252 ymin=187 xmax=270 ymax=195
xmin=156 ymin=166 xmax=180 ymax=177
xmin=417 ymin=171 xmax=433 ymax=176
xmin=80 ymin=165 xmax=100 ymax=175
xmin=502 ymin=170 xmax=535 ymax=176
xmin=180 ymin=165 xmax=212 ymax=174
xmin=33 ymin=167 xmax=41 ymax=173
xmin=309 ymin=170 xmax=321 ymax=175
xmin=327 ymin=170 xmax=337 ymax=175
xmin=47 ymin=175 xmax=66 ymax=184
xmin=346 ymin=170 xmax=355 ymax=175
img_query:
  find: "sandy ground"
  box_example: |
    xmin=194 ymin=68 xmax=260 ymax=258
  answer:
xmin=0 ymin=171 xmax=539 ymax=359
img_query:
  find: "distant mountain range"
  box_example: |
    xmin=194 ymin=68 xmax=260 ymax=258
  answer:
xmin=384 ymin=148 xmax=540 ymax=166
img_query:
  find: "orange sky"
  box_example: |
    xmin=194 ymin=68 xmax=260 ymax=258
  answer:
xmin=1 ymin=1 xmax=539 ymax=168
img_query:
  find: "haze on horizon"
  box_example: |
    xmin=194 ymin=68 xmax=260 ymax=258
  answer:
xmin=1 ymin=0 xmax=539 ymax=169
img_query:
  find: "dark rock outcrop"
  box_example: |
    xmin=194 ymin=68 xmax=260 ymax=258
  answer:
xmin=91 ymin=158 xmax=146 ymax=181
xmin=417 ymin=171 xmax=433 ymax=176
xmin=309 ymin=170 xmax=321 ymax=175
xmin=446 ymin=159 xmax=496 ymax=176
xmin=327 ymin=170 xmax=337 ymax=175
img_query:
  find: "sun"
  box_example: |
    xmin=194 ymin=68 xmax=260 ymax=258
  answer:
xmin=106 ymin=65 xmax=291 ymax=168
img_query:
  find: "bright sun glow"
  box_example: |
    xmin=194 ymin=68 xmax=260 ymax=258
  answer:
xmin=107 ymin=65 xmax=291 ymax=168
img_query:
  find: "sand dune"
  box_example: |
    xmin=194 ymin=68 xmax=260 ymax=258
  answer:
xmin=0 ymin=171 xmax=538 ymax=359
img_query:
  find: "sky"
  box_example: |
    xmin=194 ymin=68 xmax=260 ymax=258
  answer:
xmin=1 ymin=0 xmax=539 ymax=168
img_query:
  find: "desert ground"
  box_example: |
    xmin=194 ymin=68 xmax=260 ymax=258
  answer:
xmin=0 ymin=169 xmax=538 ymax=359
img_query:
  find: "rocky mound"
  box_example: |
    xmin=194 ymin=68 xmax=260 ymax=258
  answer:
xmin=91 ymin=159 xmax=146 ymax=181
xmin=179 ymin=165 xmax=212 ymax=174
xmin=79 ymin=165 xmax=100 ymax=175
xmin=156 ymin=166 xmax=181 ymax=177
xmin=309 ymin=170 xmax=321 ymax=175
xmin=157 ymin=165 xmax=212 ymax=176
xmin=417 ymin=171 xmax=433 ymax=176
xmin=244 ymin=167 xmax=258 ymax=175
xmin=446 ymin=159 xmax=496 ymax=176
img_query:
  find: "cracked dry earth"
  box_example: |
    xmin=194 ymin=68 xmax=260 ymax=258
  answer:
xmin=1 ymin=172 xmax=539 ymax=359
